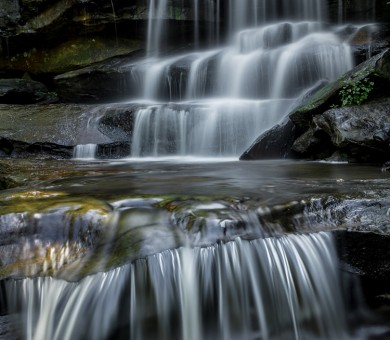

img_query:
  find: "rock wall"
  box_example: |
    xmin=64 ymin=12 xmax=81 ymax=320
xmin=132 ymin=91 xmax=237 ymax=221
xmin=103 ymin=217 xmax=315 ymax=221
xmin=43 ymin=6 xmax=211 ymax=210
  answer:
xmin=1 ymin=1 xmax=389 ymax=80
xmin=0 ymin=0 xmax=203 ymax=77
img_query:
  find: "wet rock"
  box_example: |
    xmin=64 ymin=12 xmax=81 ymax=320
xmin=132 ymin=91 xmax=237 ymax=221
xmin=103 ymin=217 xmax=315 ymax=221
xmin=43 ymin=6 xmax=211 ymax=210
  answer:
xmin=54 ymin=52 xmax=197 ymax=103
xmin=0 ymin=0 xmax=20 ymax=29
xmin=0 ymin=78 xmax=55 ymax=104
xmin=0 ymin=314 xmax=20 ymax=340
xmin=0 ymin=196 xmax=111 ymax=279
xmin=240 ymin=118 xmax=297 ymax=160
xmin=294 ymin=97 xmax=390 ymax=163
xmin=338 ymin=23 xmax=390 ymax=64
xmin=59 ymin=207 xmax=186 ymax=280
xmin=97 ymin=104 xmax=140 ymax=142
xmin=290 ymin=48 xmax=390 ymax=132
xmin=241 ymin=49 xmax=390 ymax=163
xmin=0 ymin=103 xmax=111 ymax=158
xmin=54 ymin=55 xmax=143 ymax=103
xmin=96 ymin=142 xmax=131 ymax=159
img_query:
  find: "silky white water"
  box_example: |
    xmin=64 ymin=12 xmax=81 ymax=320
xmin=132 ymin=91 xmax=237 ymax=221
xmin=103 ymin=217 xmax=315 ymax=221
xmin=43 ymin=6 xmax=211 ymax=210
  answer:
xmin=73 ymin=143 xmax=97 ymax=159
xmin=6 ymin=232 xmax=351 ymax=340
xmin=71 ymin=0 xmax=358 ymax=160
xmin=123 ymin=0 xmax=353 ymax=158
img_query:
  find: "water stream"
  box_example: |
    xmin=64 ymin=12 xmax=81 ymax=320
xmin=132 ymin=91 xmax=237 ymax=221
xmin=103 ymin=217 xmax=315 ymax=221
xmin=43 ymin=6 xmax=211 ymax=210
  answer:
xmin=73 ymin=0 xmax=355 ymax=158
xmin=2 ymin=1 xmax=387 ymax=339
xmin=6 ymin=232 xmax=349 ymax=340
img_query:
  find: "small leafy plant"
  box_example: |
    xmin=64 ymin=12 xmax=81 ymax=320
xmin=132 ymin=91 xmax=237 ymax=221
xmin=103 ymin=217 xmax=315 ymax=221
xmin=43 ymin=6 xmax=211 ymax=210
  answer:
xmin=339 ymin=77 xmax=374 ymax=106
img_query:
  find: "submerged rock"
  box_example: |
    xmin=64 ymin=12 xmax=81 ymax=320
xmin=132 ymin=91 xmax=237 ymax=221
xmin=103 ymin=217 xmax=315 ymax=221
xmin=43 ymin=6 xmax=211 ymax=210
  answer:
xmin=0 ymin=195 xmax=111 ymax=279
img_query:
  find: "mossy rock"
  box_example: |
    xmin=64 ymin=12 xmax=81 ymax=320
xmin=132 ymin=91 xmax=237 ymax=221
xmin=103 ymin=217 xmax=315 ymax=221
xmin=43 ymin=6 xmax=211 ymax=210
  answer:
xmin=290 ymin=48 xmax=390 ymax=133
xmin=0 ymin=36 xmax=141 ymax=75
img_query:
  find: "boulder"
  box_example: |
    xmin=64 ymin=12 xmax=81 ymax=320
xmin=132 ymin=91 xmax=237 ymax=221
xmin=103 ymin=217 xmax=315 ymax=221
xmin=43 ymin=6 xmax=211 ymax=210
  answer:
xmin=290 ymin=48 xmax=390 ymax=133
xmin=97 ymin=104 xmax=142 ymax=141
xmin=240 ymin=49 xmax=390 ymax=163
xmin=292 ymin=97 xmax=390 ymax=162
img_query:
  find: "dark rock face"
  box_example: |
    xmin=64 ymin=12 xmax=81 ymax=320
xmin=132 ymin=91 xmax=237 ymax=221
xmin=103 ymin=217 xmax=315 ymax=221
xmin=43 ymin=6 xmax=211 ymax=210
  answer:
xmin=97 ymin=104 xmax=141 ymax=141
xmin=327 ymin=0 xmax=390 ymax=24
xmin=335 ymin=231 xmax=390 ymax=312
xmin=54 ymin=53 xmax=197 ymax=103
xmin=0 ymin=138 xmax=74 ymax=159
xmin=0 ymin=78 xmax=54 ymax=104
xmin=240 ymin=118 xmax=297 ymax=160
xmin=291 ymin=97 xmax=390 ymax=162
xmin=0 ymin=0 xmax=200 ymax=81
xmin=54 ymin=56 xmax=142 ymax=103
xmin=240 ymin=49 xmax=390 ymax=164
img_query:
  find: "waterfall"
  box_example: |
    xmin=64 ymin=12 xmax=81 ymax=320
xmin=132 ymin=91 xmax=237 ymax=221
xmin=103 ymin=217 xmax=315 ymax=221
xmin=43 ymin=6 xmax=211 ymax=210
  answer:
xmin=146 ymin=0 xmax=168 ymax=57
xmin=73 ymin=143 xmax=97 ymax=159
xmin=5 ymin=232 xmax=351 ymax=340
xmin=130 ymin=100 xmax=293 ymax=157
xmin=130 ymin=0 xmax=356 ymax=158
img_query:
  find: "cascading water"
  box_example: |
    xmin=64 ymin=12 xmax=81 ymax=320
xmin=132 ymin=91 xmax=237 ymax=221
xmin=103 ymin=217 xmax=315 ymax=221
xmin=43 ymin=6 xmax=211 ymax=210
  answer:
xmin=5 ymin=232 xmax=351 ymax=340
xmin=70 ymin=0 xmax=356 ymax=160
xmin=7 ymin=1 xmax=384 ymax=339
xmin=73 ymin=143 xmax=97 ymax=159
xmin=119 ymin=0 xmax=353 ymax=159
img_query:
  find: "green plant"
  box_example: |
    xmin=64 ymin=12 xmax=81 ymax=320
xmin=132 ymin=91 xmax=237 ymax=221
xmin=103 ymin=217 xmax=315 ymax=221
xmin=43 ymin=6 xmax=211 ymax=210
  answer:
xmin=339 ymin=77 xmax=374 ymax=106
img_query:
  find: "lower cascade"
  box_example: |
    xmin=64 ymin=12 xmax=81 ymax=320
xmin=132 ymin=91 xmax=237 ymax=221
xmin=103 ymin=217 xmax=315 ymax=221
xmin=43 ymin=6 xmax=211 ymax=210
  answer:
xmin=5 ymin=232 xmax=352 ymax=340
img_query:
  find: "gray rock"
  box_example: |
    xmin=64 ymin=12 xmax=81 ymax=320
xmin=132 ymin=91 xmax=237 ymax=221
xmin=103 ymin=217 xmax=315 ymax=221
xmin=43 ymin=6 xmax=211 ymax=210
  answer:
xmin=0 ymin=103 xmax=107 ymax=158
xmin=310 ymin=98 xmax=390 ymax=162
xmin=290 ymin=97 xmax=390 ymax=162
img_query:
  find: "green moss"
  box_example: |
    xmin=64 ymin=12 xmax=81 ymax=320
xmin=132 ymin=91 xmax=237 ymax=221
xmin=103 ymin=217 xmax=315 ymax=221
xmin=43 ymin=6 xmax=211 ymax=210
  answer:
xmin=0 ymin=36 xmax=141 ymax=74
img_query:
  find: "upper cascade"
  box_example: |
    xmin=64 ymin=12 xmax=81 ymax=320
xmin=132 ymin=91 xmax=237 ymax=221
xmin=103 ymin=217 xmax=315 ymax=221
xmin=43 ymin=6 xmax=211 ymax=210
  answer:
xmin=72 ymin=0 xmax=377 ymax=159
